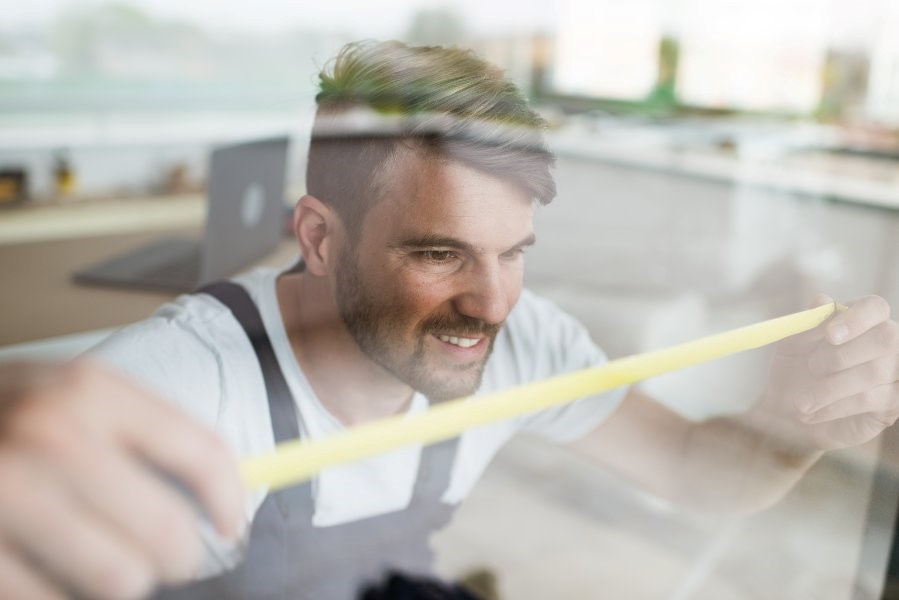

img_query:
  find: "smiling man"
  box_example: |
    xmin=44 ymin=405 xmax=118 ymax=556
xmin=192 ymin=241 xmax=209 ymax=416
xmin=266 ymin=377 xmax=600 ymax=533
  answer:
xmin=329 ymin=156 xmax=533 ymax=404
xmin=74 ymin=40 xmax=899 ymax=599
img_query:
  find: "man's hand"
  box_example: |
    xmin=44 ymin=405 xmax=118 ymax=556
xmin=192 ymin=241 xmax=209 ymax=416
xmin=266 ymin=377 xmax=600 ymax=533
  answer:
xmin=0 ymin=360 xmax=246 ymax=600
xmin=761 ymin=295 xmax=899 ymax=452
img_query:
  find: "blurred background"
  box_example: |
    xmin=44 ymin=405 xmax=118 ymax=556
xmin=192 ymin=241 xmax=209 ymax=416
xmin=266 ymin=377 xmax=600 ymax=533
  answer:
xmin=1 ymin=1 xmax=899 ymax=598
xmin=1 ymin=0 xmax=897 ymax=202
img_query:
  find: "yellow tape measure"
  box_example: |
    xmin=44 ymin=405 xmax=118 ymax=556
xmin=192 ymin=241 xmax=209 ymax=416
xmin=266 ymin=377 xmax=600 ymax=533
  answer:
xmin=240 ymin=302 xmax=842 ymax=491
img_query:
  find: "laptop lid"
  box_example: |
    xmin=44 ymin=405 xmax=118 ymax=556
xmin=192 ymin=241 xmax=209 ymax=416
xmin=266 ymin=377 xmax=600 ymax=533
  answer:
xmin=72 ymin=135 xmax=290 ymax=292
xmin=198 ymin=135 xmax=290 ymax=286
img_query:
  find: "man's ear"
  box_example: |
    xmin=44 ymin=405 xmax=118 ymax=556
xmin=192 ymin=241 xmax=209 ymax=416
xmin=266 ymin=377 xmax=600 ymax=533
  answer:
xmin=292 ymin=195 xmax=340 ymax=277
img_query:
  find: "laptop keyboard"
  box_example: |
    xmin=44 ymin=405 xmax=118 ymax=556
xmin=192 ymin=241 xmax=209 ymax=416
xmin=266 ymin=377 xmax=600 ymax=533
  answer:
xmin=75 ymin=236 xmax=203 ymax=292
xmin=138 ymin=253 xmax=201 ymax=284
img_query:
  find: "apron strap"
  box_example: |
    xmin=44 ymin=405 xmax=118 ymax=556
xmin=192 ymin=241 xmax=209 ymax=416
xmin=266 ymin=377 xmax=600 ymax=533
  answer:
xmin=199 ymin=281 xmax=300 ymax=444
xmin=199 ymin=281 xmax=310 ymax=519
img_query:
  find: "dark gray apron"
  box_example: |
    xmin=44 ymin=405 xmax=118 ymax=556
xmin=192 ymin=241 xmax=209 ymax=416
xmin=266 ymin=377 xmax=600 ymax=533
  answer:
xmin=156 ymin=281 xmax=461 ymax=599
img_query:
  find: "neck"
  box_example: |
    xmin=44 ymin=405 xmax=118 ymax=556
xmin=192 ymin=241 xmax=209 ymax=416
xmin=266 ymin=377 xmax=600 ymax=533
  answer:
xmin=276 ymin=270 xmax=414 ymax=426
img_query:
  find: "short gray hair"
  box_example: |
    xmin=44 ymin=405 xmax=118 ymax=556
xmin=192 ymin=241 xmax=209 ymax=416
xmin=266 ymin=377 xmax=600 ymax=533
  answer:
xmin=306 ymin=40 xmax=556 ymax=235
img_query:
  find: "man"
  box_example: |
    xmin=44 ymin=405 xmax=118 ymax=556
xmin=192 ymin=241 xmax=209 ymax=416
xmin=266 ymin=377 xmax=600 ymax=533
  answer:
xmin=2 ymin=40 xmax=897 ymax=599
xmin=99 ymin=42 xmax=615 ymax=599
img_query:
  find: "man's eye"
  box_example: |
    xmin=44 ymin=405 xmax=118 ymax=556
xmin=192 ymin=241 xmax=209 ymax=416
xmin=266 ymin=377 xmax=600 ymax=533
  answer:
xmin=420 ymin=250 xmax=455 ymax=263
xmin=502 ymin=248 xmax=527 ymax=260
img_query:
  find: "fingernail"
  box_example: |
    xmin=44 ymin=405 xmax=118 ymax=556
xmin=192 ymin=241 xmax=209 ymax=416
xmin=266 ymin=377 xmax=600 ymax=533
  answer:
xmin=829 ymin=323 xmax=849 ymax=344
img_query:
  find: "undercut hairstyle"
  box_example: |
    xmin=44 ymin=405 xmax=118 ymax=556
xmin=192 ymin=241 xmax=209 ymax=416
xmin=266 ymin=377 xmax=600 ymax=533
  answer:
xmin=306 ymin=40 xmax=557 ymax=236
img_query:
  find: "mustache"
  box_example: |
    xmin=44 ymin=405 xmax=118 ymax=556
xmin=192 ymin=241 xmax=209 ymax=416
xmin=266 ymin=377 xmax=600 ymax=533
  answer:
xmin=419 ymin=312 xmax=502 ymax=338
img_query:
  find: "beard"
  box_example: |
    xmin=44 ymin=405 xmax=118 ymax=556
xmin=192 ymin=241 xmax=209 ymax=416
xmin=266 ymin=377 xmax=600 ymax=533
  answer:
xmin=335 ymin=248 xmax=500 ymax=402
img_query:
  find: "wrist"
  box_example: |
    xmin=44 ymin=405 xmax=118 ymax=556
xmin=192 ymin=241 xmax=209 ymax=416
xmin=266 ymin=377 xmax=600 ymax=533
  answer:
xmin=740 ymin=397 xmax=824 ymax=469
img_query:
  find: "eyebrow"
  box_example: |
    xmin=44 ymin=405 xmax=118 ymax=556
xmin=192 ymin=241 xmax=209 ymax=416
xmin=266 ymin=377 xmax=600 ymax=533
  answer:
xmin=394 ymin=232 xmax=536 ymax=255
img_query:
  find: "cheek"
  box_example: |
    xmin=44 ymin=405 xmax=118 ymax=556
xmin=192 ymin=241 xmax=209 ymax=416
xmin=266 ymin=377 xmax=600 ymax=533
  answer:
xmin=502 ymin=264 xmax=525 ymax=309
xmin=391 ymin=271 xmax=454 ymax=318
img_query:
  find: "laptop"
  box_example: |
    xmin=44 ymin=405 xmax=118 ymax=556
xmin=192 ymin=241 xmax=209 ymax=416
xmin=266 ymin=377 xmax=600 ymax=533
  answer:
xmin=74 ymin=136 xmax=289 ymax=292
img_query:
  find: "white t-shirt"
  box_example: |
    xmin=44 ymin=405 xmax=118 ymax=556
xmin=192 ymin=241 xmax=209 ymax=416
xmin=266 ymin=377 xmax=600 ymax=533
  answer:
xmin=90 ymin=268 xmax=626 ymax=566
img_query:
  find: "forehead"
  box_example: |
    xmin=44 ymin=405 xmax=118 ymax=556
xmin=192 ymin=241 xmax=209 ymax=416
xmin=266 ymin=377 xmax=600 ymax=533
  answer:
xmin=361 ymin=151 xmax=535 ymax=249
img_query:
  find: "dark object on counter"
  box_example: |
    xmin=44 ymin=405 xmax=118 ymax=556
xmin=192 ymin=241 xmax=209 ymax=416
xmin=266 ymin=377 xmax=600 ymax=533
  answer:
xmin=0 ymin=167 xmax=28 ymax=204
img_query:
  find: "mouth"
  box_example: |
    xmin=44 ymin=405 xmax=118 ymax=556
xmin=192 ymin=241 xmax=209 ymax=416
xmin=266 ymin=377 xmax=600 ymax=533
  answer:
xmin=430 ymin=333 xmax=490 ymax=360
xmin=435 ymin=334 xmax=482 ymax=349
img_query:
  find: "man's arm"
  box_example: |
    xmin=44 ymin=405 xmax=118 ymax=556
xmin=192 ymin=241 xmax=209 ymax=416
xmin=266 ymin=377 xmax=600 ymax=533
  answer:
xmin=570 ymin=387 xmax=820 ymax=515
xmin=0 ymin=360 xmax=246 ymax=599
xmin=570 ymin=295 xmax=899 ymax=516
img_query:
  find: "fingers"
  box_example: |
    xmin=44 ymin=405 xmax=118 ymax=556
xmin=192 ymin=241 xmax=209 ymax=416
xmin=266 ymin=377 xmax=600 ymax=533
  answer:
xmin=801 ymin=382 xmax=899 ymax=424
xmin=768 ymin=294 xmax=899 ymax=450
xmin=103 ymin=380 xmax=246 ymax=542
xmin=48 ymin=437 xmax=205 ymax=585
xmin=797 ymin=354 xmax=899 ymax=415
xmin=808 ymin=320 xmax=899 ymax=375
xmin=57 ymin=362 xmax=245 ymax=542
xmin=825 ymin=295 xmax=891 ymax=345
xmin=0 ymin=359 xmax=247 ymax=597
xmin=0 ymin=451 xmax=153 ymax=600
xmin=796 ymin=295 xmax=898 ymax=422
xmin=0 ymin=541 xmax=64 ymax=600
xmin=778 ymin=295 xmax=892 ymax=358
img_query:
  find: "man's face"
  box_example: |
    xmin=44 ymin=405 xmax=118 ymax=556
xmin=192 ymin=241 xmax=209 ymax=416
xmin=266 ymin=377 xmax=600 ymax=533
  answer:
xmin=335 ymin=154 xmax=535 ymax=402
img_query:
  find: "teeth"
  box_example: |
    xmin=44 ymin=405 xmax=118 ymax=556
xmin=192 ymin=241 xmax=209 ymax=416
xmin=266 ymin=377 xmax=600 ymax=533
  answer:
xmin=438 ymin=335 xmax=479 ymax=348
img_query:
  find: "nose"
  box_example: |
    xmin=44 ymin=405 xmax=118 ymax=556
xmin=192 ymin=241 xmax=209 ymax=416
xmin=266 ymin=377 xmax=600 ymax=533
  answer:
xmin=452 ymin=260 xmax=512 ymax=325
